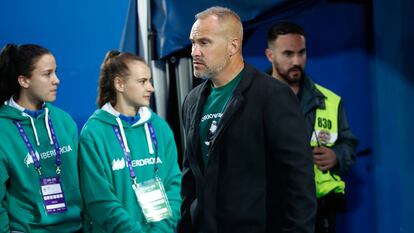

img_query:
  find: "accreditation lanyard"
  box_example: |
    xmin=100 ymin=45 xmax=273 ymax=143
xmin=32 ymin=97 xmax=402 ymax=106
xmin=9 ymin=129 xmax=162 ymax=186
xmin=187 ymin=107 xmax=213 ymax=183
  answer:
xmin=113 ymin=122 xmax=172 ymax=223
xmin=14 ymin=117 xmax=62 ymax=175
xmin=15 ymin=118 xmax=67 ymax=215
xmin=112 ymin=122 xmax=158 ymax=184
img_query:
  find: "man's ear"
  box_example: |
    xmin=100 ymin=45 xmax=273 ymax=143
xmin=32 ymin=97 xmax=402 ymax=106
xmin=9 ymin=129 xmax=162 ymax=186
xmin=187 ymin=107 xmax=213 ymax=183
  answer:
xmin=265 ymin=48 xmax=274 ymax=63
xmin=114 ymin=76 xmax=125 ymax=92
xmin=17 ymin=75 xmax=30 ymax=89
xmin=228 ymin=38 xmax=240 ymax=56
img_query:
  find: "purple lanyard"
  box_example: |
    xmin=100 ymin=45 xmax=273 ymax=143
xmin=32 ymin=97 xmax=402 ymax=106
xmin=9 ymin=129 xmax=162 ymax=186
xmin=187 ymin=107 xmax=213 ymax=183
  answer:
xmin=147 ymin=123 xmax=159 ymax=175
xmin=113 ymin=126 xmax=137 ymax=183
xmin=113 ymin=122 xmax=159 ymax=184
xmin=47 ymin=117 xmax=62 ymax=172
xmin=15 ymin=117 xmax=61 ymax=176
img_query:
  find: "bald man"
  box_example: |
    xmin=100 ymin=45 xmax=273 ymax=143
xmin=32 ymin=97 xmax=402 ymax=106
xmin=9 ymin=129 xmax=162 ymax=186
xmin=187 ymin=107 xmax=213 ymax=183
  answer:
xmin=179 ymin=6 xmax=316 ymax=233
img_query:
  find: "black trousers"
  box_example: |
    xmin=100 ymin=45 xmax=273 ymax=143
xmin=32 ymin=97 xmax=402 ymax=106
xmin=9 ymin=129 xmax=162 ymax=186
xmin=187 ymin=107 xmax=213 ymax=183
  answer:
xmin=315 ymin=192 xmax=346 ymax=233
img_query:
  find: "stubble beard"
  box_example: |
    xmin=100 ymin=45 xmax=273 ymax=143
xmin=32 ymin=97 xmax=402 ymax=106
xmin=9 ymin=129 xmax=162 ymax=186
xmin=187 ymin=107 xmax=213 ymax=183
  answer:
xmin=193 ymin=57 xmax=228 ymax=80
xmin=194 ymin=67 xmax=215 ymax=80
xmin=276 ymin=65 xmax=305 ymax=85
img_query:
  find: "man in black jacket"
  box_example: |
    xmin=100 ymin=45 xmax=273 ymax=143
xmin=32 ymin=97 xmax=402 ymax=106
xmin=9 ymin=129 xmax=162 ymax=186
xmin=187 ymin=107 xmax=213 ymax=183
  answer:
xmin=178 ymin=6 xmax=316 ymax=233
xmin=265 ymin=21 xmax=358 ymax=233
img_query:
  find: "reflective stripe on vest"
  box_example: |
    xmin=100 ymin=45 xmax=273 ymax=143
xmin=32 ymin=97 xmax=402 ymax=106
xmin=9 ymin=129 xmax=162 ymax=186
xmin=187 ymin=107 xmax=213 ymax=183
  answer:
xmin=312 ymin=84 xmax=345 ymax=198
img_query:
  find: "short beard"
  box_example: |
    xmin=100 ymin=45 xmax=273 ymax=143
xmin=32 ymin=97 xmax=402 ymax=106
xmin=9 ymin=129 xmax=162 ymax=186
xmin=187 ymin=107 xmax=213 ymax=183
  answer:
xmin=278 ymin=65 xmax=305 ymax=84
xmin=193 ymin=61 xmax=227 ymax=81
xmin=194 ymin=69 xmax=214 ymax=80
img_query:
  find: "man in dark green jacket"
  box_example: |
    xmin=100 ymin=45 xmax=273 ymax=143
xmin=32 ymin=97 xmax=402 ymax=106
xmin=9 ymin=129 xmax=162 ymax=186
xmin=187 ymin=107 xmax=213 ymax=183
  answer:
xmin=265 ymin=21 xmax=358 ymax=233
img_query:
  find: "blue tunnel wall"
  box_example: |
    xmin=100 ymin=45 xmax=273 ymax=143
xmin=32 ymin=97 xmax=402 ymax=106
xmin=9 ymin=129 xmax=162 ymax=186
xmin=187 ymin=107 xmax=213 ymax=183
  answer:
xmin=371 ymin=1 xmax=414 ymax=232
xmin=0 ymin=0 xmax=129 ymax=128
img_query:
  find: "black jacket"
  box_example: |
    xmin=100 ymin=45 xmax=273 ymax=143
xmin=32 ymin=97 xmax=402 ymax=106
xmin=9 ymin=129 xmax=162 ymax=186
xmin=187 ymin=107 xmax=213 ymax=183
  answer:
xmin=178 ymin=63 xmax=317 ymax=233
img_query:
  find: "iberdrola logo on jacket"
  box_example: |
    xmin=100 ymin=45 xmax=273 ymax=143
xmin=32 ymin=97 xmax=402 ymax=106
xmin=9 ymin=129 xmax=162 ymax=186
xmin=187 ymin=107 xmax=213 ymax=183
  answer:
xmin=24 ymin=145 xmax=73 ymax=167
xmin=112 ymin=158 xmax=126 ymax=170
xmin=112 ymin=157 xmax=163 ymax=171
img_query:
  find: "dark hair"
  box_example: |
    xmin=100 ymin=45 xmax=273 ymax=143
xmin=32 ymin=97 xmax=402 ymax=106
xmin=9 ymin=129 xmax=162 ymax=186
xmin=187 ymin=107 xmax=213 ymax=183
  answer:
xmin=267 ymin=22 xmax=306 ymax=47
xmin=97 ymin=50 xmax=146 ymax=108
xmin=0 ymin=44 xmax=51 ymax=106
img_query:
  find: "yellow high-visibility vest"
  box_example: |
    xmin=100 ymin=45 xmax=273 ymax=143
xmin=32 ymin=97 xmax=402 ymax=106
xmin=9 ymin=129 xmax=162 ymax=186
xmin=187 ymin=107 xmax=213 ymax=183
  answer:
xmin=310 ymin=84 xmax=345 ymax=198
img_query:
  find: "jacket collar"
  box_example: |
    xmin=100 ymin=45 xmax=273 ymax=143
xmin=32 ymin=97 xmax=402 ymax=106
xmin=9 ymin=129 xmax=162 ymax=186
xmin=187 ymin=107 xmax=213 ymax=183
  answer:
xmin=197 ymin=63 xmax=254 ymax=100
xmin=208 ymin=64 xmax=253 ymax=150
xmin=190 ymin=63 xmax=254 ymax=172
xmin=299 ymin=76 xmax=326 ymax=115
xmin=187 ymin=80 xmax=211 ymax=175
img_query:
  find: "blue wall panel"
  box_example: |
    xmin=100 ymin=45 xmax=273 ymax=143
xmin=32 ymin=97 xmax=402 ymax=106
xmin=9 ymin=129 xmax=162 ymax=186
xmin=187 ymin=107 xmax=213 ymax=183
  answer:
xmin=372 ymin=0 xmax=414 ymax=232
xmin=0 ymin=0 xmax=129 ymax=129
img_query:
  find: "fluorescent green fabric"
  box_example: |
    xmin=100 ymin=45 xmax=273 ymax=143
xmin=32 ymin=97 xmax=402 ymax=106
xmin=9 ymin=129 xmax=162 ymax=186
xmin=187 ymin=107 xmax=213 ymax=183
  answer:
xmin=312 ymin=84 xmax=345 ymax=198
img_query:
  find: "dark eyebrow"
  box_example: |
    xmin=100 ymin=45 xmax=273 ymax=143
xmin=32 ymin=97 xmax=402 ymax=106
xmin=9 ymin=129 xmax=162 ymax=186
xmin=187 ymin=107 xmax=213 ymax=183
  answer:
xmin=282 ymin=50 xmax=294 ymax=54
xmin=137 ymin=77 xmax=151 ymax=81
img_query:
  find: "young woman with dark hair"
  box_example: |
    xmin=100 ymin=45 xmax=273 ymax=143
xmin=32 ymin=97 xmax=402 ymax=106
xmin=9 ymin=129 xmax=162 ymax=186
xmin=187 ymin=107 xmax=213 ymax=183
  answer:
xmin=0 ymin=44 xmax=83 ymax=232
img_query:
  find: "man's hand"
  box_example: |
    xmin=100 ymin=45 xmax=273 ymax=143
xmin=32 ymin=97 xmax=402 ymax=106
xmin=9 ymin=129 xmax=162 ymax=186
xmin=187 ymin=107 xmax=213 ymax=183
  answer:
xmin=312 ymin=146 xmax=338 ymax=171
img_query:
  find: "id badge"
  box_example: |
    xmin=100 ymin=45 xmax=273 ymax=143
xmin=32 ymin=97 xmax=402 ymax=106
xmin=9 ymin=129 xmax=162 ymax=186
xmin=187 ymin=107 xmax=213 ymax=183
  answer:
xmin=40 ymin=176 xmax=67 ymax=214
xmin=132 ymin=177 xmax=172 ymax=223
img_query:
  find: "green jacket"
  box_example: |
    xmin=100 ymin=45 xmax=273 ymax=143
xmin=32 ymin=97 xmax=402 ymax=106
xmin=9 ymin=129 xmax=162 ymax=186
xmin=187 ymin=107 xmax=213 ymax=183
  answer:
xmin=79 ymin=103 xmax=181 ymax=233
xmin=0 ymin=101 xmax=82 ymax=233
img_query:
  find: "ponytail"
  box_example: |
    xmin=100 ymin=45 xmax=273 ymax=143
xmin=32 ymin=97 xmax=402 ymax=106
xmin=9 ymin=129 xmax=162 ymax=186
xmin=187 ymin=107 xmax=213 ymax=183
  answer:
xmin=0 ymin=44 xmax=19 ymax=106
